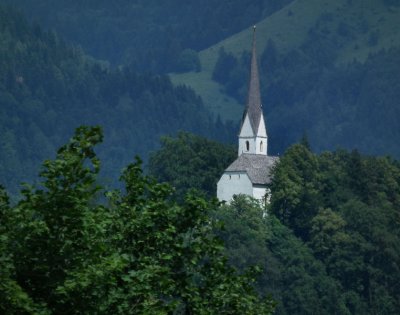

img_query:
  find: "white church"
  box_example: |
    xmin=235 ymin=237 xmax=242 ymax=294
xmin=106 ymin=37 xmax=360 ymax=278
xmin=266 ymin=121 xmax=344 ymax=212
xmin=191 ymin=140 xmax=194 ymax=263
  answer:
xmin=217 ymin=27 xmax=279 ymax=203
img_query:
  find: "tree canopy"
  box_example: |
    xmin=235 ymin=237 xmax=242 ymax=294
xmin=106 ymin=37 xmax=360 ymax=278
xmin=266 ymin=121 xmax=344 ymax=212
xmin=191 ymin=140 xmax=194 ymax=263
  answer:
xmin=149 ymin=132 xmax=400 ymax=314
xmin=0 ymin=126 xmax=275 ymax=314
xmin=269 ymin=144 xmax=400 ymax=313
xmin=148 ymin=132 xmax=236 ymax=200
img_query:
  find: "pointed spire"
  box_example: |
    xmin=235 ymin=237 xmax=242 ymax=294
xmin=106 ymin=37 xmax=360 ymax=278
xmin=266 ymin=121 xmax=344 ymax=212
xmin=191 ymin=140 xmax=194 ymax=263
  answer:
xmin=243 ymin=25 xmax=263 ymax=134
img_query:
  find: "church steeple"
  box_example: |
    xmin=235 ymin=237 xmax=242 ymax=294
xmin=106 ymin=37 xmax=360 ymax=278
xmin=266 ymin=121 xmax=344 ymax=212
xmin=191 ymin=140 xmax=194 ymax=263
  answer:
xmin=217 ymin=27 xmax=279 ymax=204
xmin=238 ymin=26 xmax=268 ymax=156
xmin=245 ymin=25 xmax=263 ymax=134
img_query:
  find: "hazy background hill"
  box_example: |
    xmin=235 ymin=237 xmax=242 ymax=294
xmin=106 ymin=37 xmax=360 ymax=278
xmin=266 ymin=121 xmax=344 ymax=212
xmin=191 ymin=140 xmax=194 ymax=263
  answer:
xmin=0 ymin=4 xmax=234 ymax=196
xmin=3 ymin=0 xmax=294 ymax=71
xmin=6 ymin=0 xmax=400 ymax=157
xmin=1 ymin=0 xmax=400 ymax=194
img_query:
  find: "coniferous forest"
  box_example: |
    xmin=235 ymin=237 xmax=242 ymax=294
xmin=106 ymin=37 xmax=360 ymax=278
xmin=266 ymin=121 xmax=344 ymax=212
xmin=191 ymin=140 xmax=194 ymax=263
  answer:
xmin=1 ymin=0 xmax=294 ymax=72
xmin=0 ymin=5 xmax=234 ymax=196
xmin=1 ymin=0 xmax=400 ymax=314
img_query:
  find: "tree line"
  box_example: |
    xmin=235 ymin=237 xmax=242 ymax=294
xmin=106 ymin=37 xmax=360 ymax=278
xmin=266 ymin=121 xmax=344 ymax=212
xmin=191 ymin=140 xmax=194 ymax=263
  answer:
xmin=149 ymin=132 xmax=400 ymax=314
xmin=3 ymin=125 xmax=400 ymax=314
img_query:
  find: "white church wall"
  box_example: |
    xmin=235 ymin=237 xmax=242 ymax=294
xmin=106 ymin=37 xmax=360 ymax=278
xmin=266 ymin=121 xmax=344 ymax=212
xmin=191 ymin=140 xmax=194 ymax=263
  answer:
xmin=255 ymin=137 xmax=267 ymax=155
xmin=252 ymin=186 xmax=268 ymax=202
xmin=255 ymin=115 xmax=268 ymax=155
xmin=238 ymin=114 xmax=268 ymax=156
xmin=256 ymin=115 xmax=267 ymax=137
xmin=239 ymin=115 xmax=253 ymax=137
xmin=239 ymin=138 xmax=257 ymax=156
xmin=217 ymin=171 xmax=253 ymax=202
xmin=238 ymin=115 xmax=256 ymax=155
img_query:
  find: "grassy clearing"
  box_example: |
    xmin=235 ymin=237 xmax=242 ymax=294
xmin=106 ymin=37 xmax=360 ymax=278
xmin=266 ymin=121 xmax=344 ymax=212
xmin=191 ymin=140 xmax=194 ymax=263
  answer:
xmin=170 ymin=0 xmax=400 ymax=122
xmin=170 ymin=71 xmax=242 ymax=122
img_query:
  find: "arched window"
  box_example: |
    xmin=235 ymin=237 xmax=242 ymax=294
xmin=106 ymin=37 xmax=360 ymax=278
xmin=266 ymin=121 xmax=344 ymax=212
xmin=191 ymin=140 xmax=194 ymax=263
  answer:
xmin=260 ymin=141 xmax=263 ymax=152
xmin=246 ymin=141 xmax=249 ymax=151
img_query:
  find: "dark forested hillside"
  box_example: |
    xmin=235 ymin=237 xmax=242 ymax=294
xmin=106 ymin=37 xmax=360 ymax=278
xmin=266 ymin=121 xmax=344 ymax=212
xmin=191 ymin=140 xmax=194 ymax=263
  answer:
xmin=3 ymin=0 xmax=400 ymax=158
xmin=216 ymin=39 xmax=400 ymax=157
xmin=149 ymin=133 xmax=400 ymax=314
xmin=0 ymin=5 xmax=233 ymax=196
xmin=1 ymin=0 xmax=294 ymax=72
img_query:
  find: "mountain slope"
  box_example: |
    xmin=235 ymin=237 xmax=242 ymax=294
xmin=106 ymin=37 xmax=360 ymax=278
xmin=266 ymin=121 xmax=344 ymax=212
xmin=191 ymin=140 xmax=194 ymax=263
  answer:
xmin=1 ymin=0 xmax=294 ymax=73
xmin=169 ymin=0 xmax=345 ymax=119
xmin=170 ymin=0 xmax=400 ymax=121
xmin=170 ymin=0 xmax=400 ymax=157
xmin=0 ymin=5 xmax=231 ymax=196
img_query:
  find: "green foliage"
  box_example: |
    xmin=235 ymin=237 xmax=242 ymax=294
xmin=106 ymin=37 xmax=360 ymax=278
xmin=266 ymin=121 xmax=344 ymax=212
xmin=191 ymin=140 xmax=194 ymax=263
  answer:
xmin=148 ymin=132 xmax=236 ymax=200
xmin=215 ymin=195 xmax=269 ymax=272
xmin=216 ymin=195 xmax=348 ymax=315
xmin=148 ymin=133 xmax=400 ymax=314
xmin=270 ymin=144 xmax=400 ymax=314
xmin=0 ymin=186 xmax=49 ymax=314
xmin=269 ymin=144 xmax=321 ymax=241
xmin=7 ymin=126 xmax=106 ymax=312
xmin=0 ymin=126 xmax=274 ymax=314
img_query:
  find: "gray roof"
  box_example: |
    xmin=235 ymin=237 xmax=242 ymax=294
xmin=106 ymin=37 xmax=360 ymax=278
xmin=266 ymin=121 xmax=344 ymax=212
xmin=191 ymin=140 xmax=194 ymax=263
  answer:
xmin=241 ymin=26 xmax=263 ymax=134
xmin=225 ymin=154 xmax=279 ymax=185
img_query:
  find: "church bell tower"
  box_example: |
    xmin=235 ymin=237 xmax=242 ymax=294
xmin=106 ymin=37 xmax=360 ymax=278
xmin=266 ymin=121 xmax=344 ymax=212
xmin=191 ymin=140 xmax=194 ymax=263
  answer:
xmin=238 ymin=26 xmax=268 ymax=156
